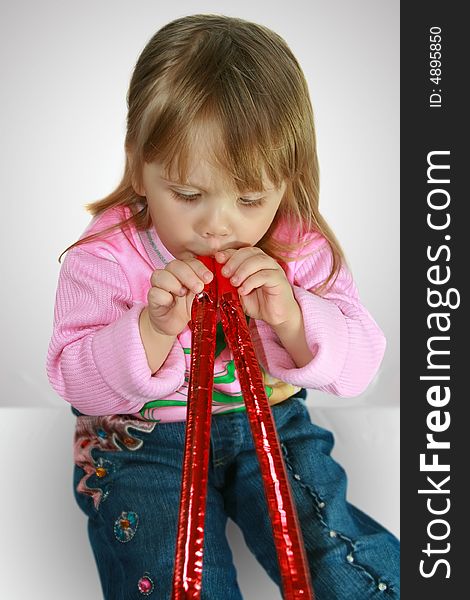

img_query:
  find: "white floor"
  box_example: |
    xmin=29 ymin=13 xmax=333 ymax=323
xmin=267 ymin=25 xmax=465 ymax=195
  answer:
xmin=0 ymin=404 xmax=399 ymax=599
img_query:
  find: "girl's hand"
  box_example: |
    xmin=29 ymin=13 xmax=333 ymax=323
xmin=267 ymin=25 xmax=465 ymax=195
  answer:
xmin=214 ymin=247 xmax=298 ymax=326
xmin=146 ymin=258 xmax=214 ymax=336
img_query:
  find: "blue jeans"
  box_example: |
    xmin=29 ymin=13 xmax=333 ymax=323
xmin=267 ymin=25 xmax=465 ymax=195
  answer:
xmin=72 ymin=393 xmax=400 ymax=599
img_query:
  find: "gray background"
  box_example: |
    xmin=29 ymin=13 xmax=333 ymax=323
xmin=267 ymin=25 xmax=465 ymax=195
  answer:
xmin=0 ymin=0 xmax=399 ymax=598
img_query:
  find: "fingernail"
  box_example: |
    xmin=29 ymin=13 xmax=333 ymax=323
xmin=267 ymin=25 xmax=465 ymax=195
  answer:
xmin=222 ymin=267 xmax=230 ymax=276
xmin=203 ymin=271 xmax=213 ymax=282
xmin=179 ymin=287 xmax=187 ymax=295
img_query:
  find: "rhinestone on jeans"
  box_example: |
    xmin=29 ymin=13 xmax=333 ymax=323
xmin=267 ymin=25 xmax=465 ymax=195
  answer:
xmin=346 ymin=553 xmax=354 ymax=563
xmin=329 ymin=530 xmax=337 ymax=537
xmin=318 ymin=501 xmax=326 ymax=508
xmin=124 ymin=436 xmax=138 ymax=447
xmin=378 ymin=582 xmax=388 ymax=591
xmin=138 ymin=572 xmax=154 ymax=595
xmin=93 ymin=457 xmax=114 ymax=479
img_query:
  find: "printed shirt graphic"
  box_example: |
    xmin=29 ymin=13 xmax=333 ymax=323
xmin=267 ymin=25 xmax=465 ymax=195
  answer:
xmin=134 ymin=316 xmax=301 ymax=422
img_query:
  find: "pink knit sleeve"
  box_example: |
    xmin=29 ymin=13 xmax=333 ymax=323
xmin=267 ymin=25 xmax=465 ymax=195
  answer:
xmin=249 ymin=242 xmax=386 ymax=397
xmin=46 ymin=248 xmax=186 ymax=415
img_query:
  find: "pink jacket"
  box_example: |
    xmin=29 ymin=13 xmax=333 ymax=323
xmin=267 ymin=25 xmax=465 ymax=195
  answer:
xmin=46 ymin=204 xmax=386 ymax=422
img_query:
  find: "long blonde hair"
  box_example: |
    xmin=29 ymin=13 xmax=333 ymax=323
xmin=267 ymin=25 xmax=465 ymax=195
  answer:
xmin=59 ymin=13 xmax=348 ymax=296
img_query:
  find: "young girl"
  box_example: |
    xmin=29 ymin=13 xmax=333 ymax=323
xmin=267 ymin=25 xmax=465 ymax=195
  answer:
xmin=46 ymin=13 xmax=400 ymax=600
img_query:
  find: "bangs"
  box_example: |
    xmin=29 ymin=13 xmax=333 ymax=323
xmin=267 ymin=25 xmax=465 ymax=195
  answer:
xmin=144 ymin=110 xmax=286 ymax=195
xmin=135 ymin=55 xmax=293 ymax=194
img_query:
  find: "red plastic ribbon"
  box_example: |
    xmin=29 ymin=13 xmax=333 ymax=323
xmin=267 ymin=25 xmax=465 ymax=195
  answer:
xmin=171 ymin=256 xmax=314 ymax=599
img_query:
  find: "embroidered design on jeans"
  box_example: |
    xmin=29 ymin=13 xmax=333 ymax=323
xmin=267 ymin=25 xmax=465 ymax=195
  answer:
xmin=113 ymin=510 xmax=139 ymax=543
xmin=74 ymin=414 xmax=157 ymax=510
xmin=280 ymin=442 xmax=395 ymax=593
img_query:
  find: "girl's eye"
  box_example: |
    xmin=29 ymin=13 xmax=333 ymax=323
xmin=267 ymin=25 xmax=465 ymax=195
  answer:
xmin=239 ymin=197 xmax=265 ymax=207
xmin=170 ymin=190 xmax=200 ymax=202
xmin=169 ymin=190 xmax=265 ymax=207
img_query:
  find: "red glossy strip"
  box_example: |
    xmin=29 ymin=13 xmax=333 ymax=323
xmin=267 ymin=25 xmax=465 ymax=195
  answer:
xmin=215 ymin=260 xmax=314 ymax=599
xmin=172 ymin=255 xmax=314 ymax=599
xmin=171 ymin=259 xmax=217 ymax=599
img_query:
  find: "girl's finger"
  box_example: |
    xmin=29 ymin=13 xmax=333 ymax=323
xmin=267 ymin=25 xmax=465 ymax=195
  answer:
xmin=166 ymin=259 xmax=213 ymax=293
xmin=237 ymin=270 xmax=283 ymax=295
xmin=151 ymin=269 xmax=188 ymax=296
xmin=214 ymin=249 xmax=236 ymax=264
xmin=214 ymin=246 xmax=253 ymax=263
xmin=148 ymin=287 xmax=177 ymax=308
xmin=228 ymin=254 xmax=280 ymax=286
xmin=218 ymin=247 xmax=265 ymax=277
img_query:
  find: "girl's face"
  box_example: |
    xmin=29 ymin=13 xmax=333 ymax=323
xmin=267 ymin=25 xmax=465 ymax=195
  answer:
xmin=135 ymin=155 xmax=287 ymax=260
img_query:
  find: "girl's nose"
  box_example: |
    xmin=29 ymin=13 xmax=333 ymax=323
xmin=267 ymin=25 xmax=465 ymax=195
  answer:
xmin=204 ymin=227 xmax=229 ymax=238
xmin=200 ymin=205 xmax=232 ymax=238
